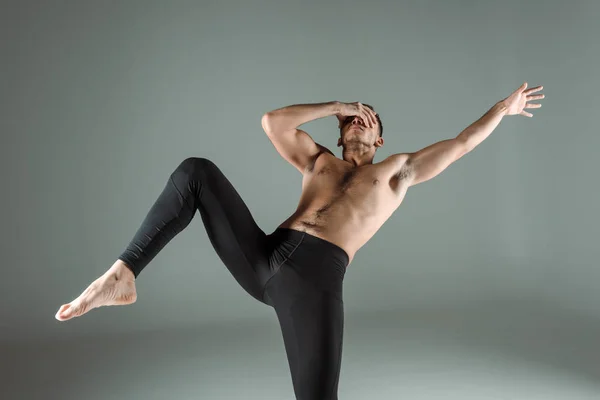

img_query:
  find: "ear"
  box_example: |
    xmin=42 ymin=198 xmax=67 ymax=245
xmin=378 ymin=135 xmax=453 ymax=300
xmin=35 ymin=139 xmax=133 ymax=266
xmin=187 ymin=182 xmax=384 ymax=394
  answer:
xmin=337 ymin=137 xmax=342 ymax=147
xmin=374 ymin=137 xmax=384 ymax=148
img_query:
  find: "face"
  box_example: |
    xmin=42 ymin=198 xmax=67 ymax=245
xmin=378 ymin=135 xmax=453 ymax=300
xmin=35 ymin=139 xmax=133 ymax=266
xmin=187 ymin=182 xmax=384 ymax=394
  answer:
xmin=337 ymin=115 xmax=383 ymax=150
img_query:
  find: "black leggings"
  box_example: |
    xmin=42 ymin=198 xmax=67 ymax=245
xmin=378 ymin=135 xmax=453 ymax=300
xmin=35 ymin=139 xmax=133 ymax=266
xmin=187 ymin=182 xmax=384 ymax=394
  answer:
xmin=118 ymin=157 xmax=349 ymax=400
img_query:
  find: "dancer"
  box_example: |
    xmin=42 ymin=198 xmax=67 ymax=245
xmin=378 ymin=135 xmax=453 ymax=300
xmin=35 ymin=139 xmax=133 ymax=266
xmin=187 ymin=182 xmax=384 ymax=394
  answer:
xmin=56 ymin=82 xmax=544 ymax=399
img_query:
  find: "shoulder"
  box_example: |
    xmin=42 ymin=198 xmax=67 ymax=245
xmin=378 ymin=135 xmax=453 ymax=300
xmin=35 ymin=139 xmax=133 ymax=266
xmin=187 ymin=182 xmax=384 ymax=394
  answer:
xmin=385 ymin=153 xmax=411 ymax=169
xmin=385 ymin=153 xmax=413 ymax=180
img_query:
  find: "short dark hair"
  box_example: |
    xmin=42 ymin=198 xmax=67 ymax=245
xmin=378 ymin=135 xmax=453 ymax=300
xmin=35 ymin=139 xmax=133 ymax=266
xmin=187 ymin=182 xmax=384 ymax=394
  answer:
xmin=339 ymin=103 xmax=383 ymax=138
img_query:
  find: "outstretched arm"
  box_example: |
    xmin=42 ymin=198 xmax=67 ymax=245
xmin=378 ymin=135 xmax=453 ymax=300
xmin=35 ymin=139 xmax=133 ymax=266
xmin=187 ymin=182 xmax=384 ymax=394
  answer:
xmin=399 ymin=82 xmax=544 ymax=187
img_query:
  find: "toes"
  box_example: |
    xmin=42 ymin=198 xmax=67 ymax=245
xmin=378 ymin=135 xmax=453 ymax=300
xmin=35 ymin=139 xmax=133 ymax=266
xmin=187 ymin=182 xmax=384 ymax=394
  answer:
xmin=56 ymin=304 xmax=72 ymax=321
xmin=56 ymin=301 xmax=87 ymax=321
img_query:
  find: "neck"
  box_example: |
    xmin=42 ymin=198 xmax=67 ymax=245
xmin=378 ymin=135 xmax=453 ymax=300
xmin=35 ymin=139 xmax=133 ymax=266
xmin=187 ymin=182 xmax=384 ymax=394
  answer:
xmin=341 ymin=145 xmax=376 ymax=167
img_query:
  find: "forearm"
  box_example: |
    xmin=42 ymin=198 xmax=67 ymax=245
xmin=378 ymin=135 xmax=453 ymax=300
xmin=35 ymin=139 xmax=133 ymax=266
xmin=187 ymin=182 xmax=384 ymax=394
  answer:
xmin=456 ymin=101 xmax=508 ymax=151
xmin=262 ymin=101 xmax=340 ymax=134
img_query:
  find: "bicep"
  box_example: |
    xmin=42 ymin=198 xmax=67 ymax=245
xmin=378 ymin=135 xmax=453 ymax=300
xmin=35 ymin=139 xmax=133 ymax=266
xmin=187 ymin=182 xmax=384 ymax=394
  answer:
xmin=265 ymin=128 xmax=326 ymax=174
xmin=401 ymin=138 xmax=469 ymax=186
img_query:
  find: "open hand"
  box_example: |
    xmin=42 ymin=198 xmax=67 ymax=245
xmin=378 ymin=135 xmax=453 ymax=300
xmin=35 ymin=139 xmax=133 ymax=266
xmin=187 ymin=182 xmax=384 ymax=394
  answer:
xmin=502 ymin=82 xmax=545 ymax=117
xmin=335 ymin=102 xmax=378 ymax=128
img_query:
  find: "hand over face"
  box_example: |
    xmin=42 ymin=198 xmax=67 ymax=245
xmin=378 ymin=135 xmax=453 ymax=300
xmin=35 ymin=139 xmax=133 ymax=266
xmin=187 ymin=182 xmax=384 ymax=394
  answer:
xmin=335 ymin=102 xmax=378 ymax=128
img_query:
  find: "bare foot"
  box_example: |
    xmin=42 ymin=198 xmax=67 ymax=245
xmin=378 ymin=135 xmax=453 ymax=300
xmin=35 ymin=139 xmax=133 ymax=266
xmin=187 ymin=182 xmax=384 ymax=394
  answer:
xmin=55 ymin=260 xmax=137 ymax=321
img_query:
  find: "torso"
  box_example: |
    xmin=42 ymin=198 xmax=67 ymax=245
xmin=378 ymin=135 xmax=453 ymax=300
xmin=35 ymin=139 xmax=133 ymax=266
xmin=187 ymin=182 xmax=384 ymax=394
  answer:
xmin=278 ymin=151 xmax=411 ymax=265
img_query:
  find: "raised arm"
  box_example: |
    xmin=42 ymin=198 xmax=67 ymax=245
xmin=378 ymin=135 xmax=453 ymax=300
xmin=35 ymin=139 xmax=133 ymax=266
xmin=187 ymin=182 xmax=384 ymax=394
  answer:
xmin=261 ymin=102 xmax=340 ymax=174
xmin=398 ymin=82 xmax=544 ymax=187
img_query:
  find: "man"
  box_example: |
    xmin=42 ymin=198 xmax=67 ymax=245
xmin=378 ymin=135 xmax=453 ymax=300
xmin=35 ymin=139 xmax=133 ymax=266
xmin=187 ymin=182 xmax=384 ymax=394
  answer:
xmin=56 ymin=82 xmax=544 ymax=399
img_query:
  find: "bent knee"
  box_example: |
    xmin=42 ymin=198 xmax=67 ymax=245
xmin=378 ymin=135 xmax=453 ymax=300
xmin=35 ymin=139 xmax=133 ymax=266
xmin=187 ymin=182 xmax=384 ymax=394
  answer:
xmin=179 ymin=157 xmax=215 ymax=170
xmin=168 ymin=158 xmax=218 ymax=191
xmin=173 ymin=157 xmax=217 ymax=178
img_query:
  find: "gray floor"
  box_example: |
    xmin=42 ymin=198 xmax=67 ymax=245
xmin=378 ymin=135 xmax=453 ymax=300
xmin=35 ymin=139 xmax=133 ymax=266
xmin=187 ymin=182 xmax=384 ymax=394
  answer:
xmin=5 ymin=299 xmax=600 ymax=400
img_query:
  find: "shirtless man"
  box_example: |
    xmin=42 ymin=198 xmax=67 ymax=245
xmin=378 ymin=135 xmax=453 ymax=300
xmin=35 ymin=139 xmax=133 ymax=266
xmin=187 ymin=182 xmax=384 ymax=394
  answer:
xmin=56 ymin=82 xmax=544 ymax=400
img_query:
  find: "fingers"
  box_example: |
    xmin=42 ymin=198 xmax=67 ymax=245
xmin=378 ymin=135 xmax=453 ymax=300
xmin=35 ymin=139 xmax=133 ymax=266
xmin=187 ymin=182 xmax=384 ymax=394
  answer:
xmin=524 ymin=85 xmax=543 ymax=94
xmin=527 ymin=94 xmax=545 ymax=100
xmin=519 ymin=84 xmax=544 ymax=118
xmin=344 ymin=102 xmax=378 ymax=128
xmin=524 ymin=89 xmax=544 ymax=115
xmin=525 ymin=103 xmax=542 ymax=109
xmin=358 ymin=103 xmax=377 ymax=128
xmin=370 ymin=109 xmax=378 ymax=127
xmin=520 ymin=110 xmax=533 ymax=117
xmin=357 ymin=109 xmax=368 ymax=127
xmin=364 ymin=110 xmax=376 ymax=128
xmin=356 ymin=103 xmax=371 ymax=128
xmin=518 ymin=82 xmax=528 ymax=92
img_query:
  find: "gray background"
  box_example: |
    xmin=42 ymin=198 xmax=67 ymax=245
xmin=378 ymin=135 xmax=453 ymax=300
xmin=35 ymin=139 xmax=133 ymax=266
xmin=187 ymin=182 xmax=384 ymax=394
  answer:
xmin=2 ymin=0 xmax=599 ymax=399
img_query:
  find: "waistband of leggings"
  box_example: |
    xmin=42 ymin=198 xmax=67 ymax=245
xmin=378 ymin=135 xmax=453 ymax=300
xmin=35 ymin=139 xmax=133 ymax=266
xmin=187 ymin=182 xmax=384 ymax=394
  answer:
xmin=272 ymin=227 xmax=350 ymax=267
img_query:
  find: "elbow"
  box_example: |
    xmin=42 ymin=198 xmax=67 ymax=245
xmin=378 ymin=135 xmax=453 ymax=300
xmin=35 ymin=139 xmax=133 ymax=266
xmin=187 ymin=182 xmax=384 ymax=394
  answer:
xmin=455 ymin=137 xmax=471 ymax=157
xmin=261 ymin=112 xmax=275 ymax=135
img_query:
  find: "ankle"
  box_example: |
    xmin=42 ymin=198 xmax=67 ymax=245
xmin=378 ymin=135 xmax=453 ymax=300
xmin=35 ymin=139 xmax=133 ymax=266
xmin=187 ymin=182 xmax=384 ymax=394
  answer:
xmin=110 ymin=260 xmax=136 ymax=280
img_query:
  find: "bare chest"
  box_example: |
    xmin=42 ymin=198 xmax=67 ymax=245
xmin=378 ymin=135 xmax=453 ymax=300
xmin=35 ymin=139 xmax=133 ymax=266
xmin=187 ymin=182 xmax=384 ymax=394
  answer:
xmin=304 ymin=155 xmax=402 ymax=195
xmin=298 ymin=154 xmax=409 ymax=216
xmin=281 ymin=153 xmax=410 ymax=255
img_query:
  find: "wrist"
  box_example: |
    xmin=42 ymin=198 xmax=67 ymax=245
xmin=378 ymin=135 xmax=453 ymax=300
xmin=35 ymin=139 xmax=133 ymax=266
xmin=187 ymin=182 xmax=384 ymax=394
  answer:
xmin=496 ymin=100 xmax=509 ymax=116
xmin=329 ymin=101 xmax=342 ymax=115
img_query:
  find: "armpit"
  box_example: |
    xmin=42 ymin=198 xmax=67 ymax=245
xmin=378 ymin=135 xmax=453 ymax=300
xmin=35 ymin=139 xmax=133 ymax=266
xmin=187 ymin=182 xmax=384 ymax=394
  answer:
xmin=389 ymin=153 xmax=413 ymax=180
xmin=306 ymin=144 xmax=334 ymax=173
xmin=396 ymin=163 xmax=413 ymax=180
xmin=316 ymin=143 xmax=335 ymax=157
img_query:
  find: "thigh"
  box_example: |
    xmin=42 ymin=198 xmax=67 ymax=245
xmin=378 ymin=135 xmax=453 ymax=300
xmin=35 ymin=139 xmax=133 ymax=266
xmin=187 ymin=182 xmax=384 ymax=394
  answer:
xmin=172 ymin=157 xmax=270 ymax=303
xmin=268 ymin=267 xmax=345 ymax=400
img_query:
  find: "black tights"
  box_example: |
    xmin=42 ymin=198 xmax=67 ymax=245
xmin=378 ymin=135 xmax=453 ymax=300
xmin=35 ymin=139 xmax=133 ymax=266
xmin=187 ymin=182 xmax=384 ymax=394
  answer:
xmin=119 ymin=157 xmax=349 ymax=400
